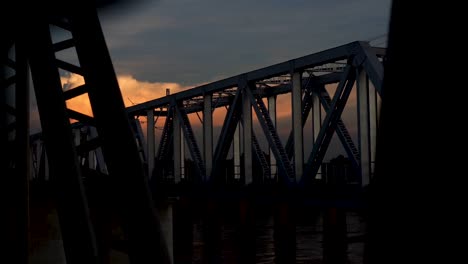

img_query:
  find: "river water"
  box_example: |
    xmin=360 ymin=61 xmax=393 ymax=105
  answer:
xmin=29 ymin=200 xmax=366 ymax=263
xmin=173 ymin=202 xmax=366 ymax=264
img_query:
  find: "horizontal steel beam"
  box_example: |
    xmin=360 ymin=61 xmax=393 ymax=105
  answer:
xmin=261 ymin=72 xmax=342 ymax=97
xmin=53 ymin=38 xmax=76 ymax=52
xmin=128 ymin=72 xmax=343 ymax=116
xmin=55 ymin=59 xmax=83 ymax=76
xmin=63 ymin=84 xmax=88 ymax=100
xmin=50 ymin=18 xmax=72 ymax=31
xmin=67 ymin=109 xmax=95 ymax=126
xmin=127 ymin=41 xmax=369 ymax=115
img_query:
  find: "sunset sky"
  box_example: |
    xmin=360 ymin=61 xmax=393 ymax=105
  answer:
xmin=98 ymin=0 xmax=391 ymax=86
xmin=31 ymin=0 xmax=391 ymax=160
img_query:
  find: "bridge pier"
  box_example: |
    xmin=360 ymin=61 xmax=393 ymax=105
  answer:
xmin=322 ymin=163 xmax=348 ymax=264
xmin=173 ymin=198 xmax=193 ymax=263
xmin=323 ymin=207 xmax=347 ymax=264
xmin=157 ymin=202 xmax=174 ymax=264
xmin=202 ymin=199 xmax=222 ymax=263
xmin=274 ymin=201 xmax=296 ymax=264
xmin=236 ymin=198 xmax=256 ymax=263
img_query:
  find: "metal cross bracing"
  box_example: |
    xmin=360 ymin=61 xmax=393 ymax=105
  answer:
xmin=27 ymin=41 xmax=384 ymax=189
xmin=127 ymin=41 xmax=384 ymax=189
xmin=173 ymin=100 xmax=206 ymax=181
xmin=243 ymin=80 xmax=295 ymax=184
xmin=251 ymin=130 xmax=271 ymax=183
xmin=2 ymin=3 xmax=170 ymax=263
xmin=28 ymin=123 xmax=108 ymax=181
xmin=131 ymin=117 xmax=148 ymax=164
xmin=19 ymin=38 xmax=383 ymax=262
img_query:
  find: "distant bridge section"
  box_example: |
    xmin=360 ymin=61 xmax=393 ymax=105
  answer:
xmin=29 ymin=41 xmax=384 ymax=188
xmin=124 ymin=41 xmax=385 ymax=187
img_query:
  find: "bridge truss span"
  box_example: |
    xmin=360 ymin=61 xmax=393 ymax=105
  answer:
xmin=126 ymin=41 xmax=385 ymax=187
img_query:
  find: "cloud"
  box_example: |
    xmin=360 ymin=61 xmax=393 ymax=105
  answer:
xmin=50 ymin=73 xmax=366 ymax=164
xmin=60 ymin=73 xmax=245 ymax=129
xmin=117 ymin=74 xmax=189 ymax=106
xmin=60 ymin=73 xmax=191 ymax=114
xmin=58 ymin=73 xmax=204 ymax=142
xmin=61 ymin=72 xmax=85 ymax=91
xmin=99 ymin=0 xmax=391 ymax=85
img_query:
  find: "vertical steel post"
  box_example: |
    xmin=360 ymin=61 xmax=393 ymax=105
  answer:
xmin=312 ymin=90 xmax=322 ymax=179
xmin=203 ymin=94 xmax=213 ymax=181
xmin=292 ymin=72 xmax=303 ymax=181
xmin=242 ymin=87 xmax=252 ymax=185
xmin=357 ymin=68 xmax=371 ymax=186
xmin=173 ymin=107 xmax=182 ymax=183
xmin=147 ymin=109 xmax=155 ymax=179
xmin=234 ymin=124 xmax=241 ymax=180
xmin=181 ymin=126 xmax=185 ymax=180
xmin=369 ymin=83 xmax=378 ymax=178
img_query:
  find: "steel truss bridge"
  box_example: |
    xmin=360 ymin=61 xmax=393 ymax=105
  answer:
xmin=29 ymin=41 xmax=384 ymax=189
xmin=2 ymin=4 xmax=384 ymax=262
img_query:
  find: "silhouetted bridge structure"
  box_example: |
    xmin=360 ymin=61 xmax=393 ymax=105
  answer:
xmin=30 ymin=41 xmax=384 ymax=191
xmin=2 ymin=5 xmax=384 ymax=263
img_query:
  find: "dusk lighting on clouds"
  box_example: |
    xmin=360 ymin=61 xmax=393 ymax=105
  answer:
xmin=60 ymin=73 xmax=192 ymax=128
xmin=30 ymin=0 xmax=390 ymax=157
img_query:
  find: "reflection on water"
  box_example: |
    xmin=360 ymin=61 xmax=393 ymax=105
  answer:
xmin=189 ymin=205 xmax=365 ymax=264
xmin=29 ymin=198 xmax=365 ymax=263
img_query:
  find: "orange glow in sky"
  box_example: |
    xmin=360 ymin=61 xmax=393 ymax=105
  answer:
xmin=59 ymin=73 xmax=359 ymax=141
